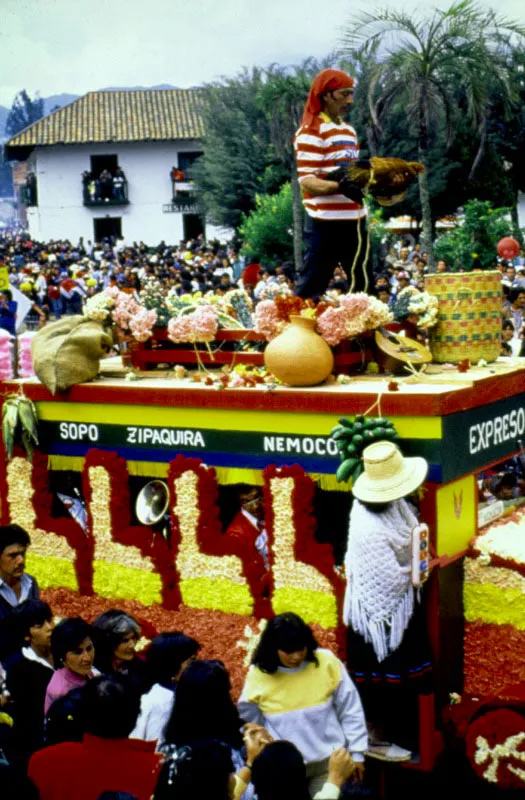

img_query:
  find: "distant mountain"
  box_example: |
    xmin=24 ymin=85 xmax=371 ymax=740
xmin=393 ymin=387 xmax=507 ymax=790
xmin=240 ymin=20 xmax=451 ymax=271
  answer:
xmin=0 ymin=106 xmax=9 ymax=140
xmin=99 ymin=84 xmax=178 ymax=91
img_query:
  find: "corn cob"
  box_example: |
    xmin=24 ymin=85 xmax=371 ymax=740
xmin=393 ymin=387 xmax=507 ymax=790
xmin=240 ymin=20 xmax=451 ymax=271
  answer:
xmin=2 ymin=399 xmax=19 ymax=460
xmin=18 ymin=398 xmax=39 ymax=445
xmin=21 ymin=428 xmax=34 ymax=463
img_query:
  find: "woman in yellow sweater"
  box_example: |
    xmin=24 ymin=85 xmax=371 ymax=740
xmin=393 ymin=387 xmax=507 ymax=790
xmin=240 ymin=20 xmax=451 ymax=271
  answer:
xmin=238 ymin=613 xmax=367 ymax=797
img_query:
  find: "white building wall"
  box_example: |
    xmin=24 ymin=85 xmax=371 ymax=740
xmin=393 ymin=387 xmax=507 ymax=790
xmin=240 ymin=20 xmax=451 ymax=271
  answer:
xmin=26 ymin=141 xmax=218 ymax=245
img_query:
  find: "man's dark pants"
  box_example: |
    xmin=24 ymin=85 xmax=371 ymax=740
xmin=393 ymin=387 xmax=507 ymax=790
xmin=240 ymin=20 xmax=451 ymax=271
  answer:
xmin=296 ymin=215 xmax=371 ymax=299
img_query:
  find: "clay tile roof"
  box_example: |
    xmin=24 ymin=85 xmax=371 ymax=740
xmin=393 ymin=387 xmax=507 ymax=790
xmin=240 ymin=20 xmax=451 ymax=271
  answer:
xmin=6 ymin=89 xmax=205 ymax=150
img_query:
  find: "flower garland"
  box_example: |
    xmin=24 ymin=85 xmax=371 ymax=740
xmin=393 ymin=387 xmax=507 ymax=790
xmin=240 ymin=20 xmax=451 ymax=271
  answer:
xmin=263 ymin=464 xmax=344 ymax=639
xmin=168 ymin=455 xmax=253 ymax=616
xmin=82 ymin=449 xmax=178 ymax=608
xmin=1 ymin=444 xmax=343 ymax=644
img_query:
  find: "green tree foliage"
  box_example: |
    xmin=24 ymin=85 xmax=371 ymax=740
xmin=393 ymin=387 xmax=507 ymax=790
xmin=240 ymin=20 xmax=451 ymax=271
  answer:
xmin=239 ymin=183 xmax=293 ymax=265
xmin=255 ymin=63 xmax=311 ymax=272
xmin=341 ymin=1 xmax=525 ymax=264
xmin=433 ymin=199 xmax=514 ymax=271
xmin=192 ymin=69 xmax=280 ymax=230
xmin=5 ymin=90 xmax=44 ymax=137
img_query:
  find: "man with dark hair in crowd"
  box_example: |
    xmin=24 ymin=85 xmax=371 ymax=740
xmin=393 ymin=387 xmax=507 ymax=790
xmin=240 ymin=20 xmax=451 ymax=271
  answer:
xmin=3 ymin=599 xmax=55 ymax=765
xmin=0 ymin=524 xmax=39 ymax=662
xmin=503 ymin=287 xmax=525 ymax=333
xmin=28 ymin=676 xmax=163 ymax=800
xmin=0 ymin=525 xmax=38 ymax=625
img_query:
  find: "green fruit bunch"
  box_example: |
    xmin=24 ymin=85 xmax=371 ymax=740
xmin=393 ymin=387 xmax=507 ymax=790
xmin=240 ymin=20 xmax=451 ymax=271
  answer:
xmin=331 ymin=415 xmax=399 ymax=484
xmin=1 ymin=396 xmax=39 ymax=462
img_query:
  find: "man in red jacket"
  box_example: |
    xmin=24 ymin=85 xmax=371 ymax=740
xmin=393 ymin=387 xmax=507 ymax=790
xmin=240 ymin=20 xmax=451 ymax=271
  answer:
xmin=28 ymin=676 xmax=162 ymax=800
xmin=224 ymin=485 xmax=270 ymax=613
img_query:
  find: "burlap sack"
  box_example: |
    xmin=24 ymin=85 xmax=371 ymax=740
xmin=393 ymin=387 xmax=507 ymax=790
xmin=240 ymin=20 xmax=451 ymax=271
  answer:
xmin=31 ymin=316 xmax=114 ymax=393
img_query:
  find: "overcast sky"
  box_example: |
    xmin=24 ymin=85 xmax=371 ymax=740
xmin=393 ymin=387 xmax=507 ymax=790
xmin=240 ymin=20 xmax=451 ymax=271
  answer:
xmin=2 ymin=0 xmax=525 ymax=108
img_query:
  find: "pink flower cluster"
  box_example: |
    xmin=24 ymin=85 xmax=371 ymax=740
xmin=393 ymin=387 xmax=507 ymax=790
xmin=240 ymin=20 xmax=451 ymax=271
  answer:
xmin=254 ymin=300 xmax=285 ymax=341
xmin=167 ymin=305 xmax=218 ymax=344
xmin=17 ymin=332 xmax=36 ymax=378
xmin=317 ymin=292 xmax=392 ymax=346
xmin=111 ymin=293 xmax=140 ymax=330
xmin=0 ymin=330 xmax=14 ymax=380
xmin=128 ymin=308 xmax=158 ymax=342
xmin=315 ymin=307 xmax=349 ymax=346
xmin=95 ymin=288 xmax=157 ymax=341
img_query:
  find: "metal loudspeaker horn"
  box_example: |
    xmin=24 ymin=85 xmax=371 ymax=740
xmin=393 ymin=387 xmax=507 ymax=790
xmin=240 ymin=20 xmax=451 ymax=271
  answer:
xmin=135 ymin=480 xmax=169 ymax=525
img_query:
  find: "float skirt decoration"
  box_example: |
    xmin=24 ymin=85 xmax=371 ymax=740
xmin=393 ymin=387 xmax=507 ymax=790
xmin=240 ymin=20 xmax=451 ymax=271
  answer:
xmin=425 ymin=270 xmax=501 ymax=364
xmin=264 ymin=315 xmax=334 ymax=386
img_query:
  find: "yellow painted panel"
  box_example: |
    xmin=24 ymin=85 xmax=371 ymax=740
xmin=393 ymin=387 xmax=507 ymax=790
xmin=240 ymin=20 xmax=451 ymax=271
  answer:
xmin=272 ymin=587 xmax=338 ymax=629
xmin=464 ymin=583 xmax=525 ymax=629
xmin=179 ymin=577 xmax=253 ymax=616
xmin=26 ymin=553 xmax=78 ymax=591
xmin=37 ymin=402 xmax=441 ymax=439
xmin=436 ymin=474 xmax=476 ymax=557
xmin=93 ymin=561 xmax=162 ymax=606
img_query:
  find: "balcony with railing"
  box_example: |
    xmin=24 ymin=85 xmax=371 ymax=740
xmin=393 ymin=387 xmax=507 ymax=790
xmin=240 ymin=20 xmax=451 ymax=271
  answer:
xmin=168 ymin=169 xmax=198 ymax=213
xmin=82 ymin=172 xmax=129 ymax=207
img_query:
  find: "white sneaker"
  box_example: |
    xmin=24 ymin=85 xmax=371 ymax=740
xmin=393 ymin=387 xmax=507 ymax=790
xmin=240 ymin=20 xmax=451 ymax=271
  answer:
xmin=365 ymin=743 xmax=412 ymax=762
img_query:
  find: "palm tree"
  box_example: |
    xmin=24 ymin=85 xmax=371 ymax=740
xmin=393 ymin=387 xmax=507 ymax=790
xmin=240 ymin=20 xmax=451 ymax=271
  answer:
xmin=341 ymin=0 xmax=525 ymax=265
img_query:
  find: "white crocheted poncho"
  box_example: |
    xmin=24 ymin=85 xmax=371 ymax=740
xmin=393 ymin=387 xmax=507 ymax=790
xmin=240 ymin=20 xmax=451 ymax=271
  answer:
xmin=343 ymin=498 xmax=418 ymax=663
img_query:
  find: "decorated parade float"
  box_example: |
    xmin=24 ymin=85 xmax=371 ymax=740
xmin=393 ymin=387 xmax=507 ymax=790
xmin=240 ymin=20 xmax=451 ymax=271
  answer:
xmin=0 ymin=246 xmax=524 ymax=790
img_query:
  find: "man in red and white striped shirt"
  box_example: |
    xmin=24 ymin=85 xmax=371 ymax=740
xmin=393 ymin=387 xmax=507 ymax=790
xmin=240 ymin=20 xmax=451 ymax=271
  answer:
xmin=294 ymin=69 xmax=371 ymax=298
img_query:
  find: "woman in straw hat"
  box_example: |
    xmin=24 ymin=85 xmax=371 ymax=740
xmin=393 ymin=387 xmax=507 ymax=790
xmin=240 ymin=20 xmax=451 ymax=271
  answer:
xmin=343 ymin=440 xmax=433 ymax=762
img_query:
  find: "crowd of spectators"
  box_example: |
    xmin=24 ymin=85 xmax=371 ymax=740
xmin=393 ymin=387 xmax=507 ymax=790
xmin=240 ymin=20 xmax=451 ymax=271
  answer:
xmin=1 ymin=230 xmax=524 ymax=355
xmin=0 ymin=524 xmax=365 ymax=799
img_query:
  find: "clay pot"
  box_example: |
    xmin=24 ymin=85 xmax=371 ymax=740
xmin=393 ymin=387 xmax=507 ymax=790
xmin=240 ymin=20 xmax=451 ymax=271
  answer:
xmin=264 ymin=315 xmax=334 ymax=386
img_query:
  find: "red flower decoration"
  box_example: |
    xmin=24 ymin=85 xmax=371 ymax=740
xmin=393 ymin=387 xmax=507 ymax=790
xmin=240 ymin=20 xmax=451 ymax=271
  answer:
xmin=466 ymin=707 xmax=525 ymax=789
xmin=263 ymin=464 xmax=346 ymax=654
xmin=83 ymin=449 xmax=180 ymax=608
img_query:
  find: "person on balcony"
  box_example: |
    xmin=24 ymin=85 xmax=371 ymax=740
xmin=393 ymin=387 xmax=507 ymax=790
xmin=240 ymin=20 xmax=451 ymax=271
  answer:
xmin=81 ymin=171 xmax=92 ymax=202
xmin=113 ymin=168 xmax=126 ymax=201
xmin=99 ymin=169 xmax=114 ymax=201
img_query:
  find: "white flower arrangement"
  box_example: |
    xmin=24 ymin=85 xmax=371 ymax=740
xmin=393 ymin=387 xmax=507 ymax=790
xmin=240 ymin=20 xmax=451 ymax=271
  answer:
xmin=395 ymin=286 xmax=439 ymax=329
xmin=83 ymin=293 xmax=115 ymax=322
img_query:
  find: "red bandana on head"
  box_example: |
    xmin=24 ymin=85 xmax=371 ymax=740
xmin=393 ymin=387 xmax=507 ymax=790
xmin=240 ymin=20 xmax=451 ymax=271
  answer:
xmin=300 ymin=69 xmax=355 ymax=133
